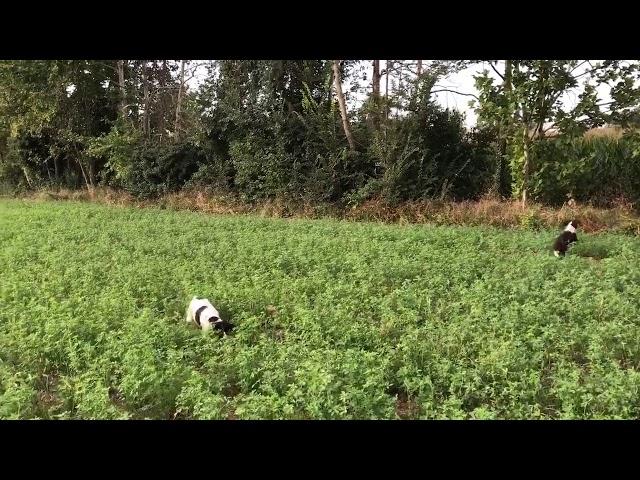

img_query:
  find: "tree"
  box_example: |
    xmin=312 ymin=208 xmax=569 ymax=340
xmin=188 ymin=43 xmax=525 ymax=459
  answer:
xmin=174 ymin=60 xmax=186 ymax=142
xmin=474 ymin=60 xmax=640 ymax=205
xmin=371 ymin=60 xmax=381 ymax=129
xmin=116 ymin=60 xmax=128 ymax=121
xmin=332 ymin=60 xmax=356 ymax=151
xmin=141 ymin=61 xmax=150 ymax=137
xmin=0 ymin=60 xmax=118 ymax=190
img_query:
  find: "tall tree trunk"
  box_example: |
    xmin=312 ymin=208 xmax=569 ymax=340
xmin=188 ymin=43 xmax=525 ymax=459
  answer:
xmin=372 ymin=60 xmax=381 ymax=129
xmin=332 ymin=60 xmax=356 ymax=151
xmin=77 ymin=160 xmax=90 ymax=191
xmin=159 ymin=60 xmax=168 ymax=137
xmin=535 ymin=60 xmax=549 ymax=140
xmin=142 ymin=60 xmax=150 ymax=138
xmin=174 ymin=60 xmax=185 ymax=143
xmin=512 ymin=60 xmax=531 ymax=207
xmin=22 ymin=167 xmax=33 ymax=188
xmin=521 ymin=124 xmax=531 ymax=207
xmin=494 ymin=60 xmax=513 ymax=197
xmin=417 ymin=60 xmax=422 ymax=77
xmin=327 ymin=63 xmax=334 ymax=106
xmin=372 ymin=60 xmax=381 ymax=98
xmin=73 ymin=142 xmax=93 ymax=192
xmin=385 ymin=60 xmax=390 ymax=122
xmin=116 ymin=60 xmax=127 ymax=120
xmin=88 ymin=158 xmax=96 ymax=190
xmin=397 ymin=62 xmax=403 ymax=119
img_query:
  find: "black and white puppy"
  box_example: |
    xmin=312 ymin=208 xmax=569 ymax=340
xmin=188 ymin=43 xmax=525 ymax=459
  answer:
xmin=185 ymin=297 xmax=234 ymax=335
xmin=553 ymin=220 xmax=579 ymax=257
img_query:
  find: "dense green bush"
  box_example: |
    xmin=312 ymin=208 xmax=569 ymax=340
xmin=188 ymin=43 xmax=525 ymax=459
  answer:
xmin=1 ymin=59 xmax=639 ymax=209
xmin=122 ymin=142 xmax=205 ymax=198
xmin=91 ymin=128 xmax=206 ymax=198
xmin=530 ymin=133 xmax=640 ymax=206
xmin=362 ymin=104 xmax=495 ymax=205
xmin=3 ymin=128 xmax=86 ymax=189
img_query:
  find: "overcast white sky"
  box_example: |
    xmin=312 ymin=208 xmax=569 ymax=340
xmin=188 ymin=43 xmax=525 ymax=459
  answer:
xmin=432 ymin=63 xmax=486 ymax=127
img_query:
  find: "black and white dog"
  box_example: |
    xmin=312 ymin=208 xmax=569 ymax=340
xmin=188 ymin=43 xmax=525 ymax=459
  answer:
xmin=553 ymin=220 xmax=579 ymax=257
xmin=185 ymin=297 xmax=234 ymax=335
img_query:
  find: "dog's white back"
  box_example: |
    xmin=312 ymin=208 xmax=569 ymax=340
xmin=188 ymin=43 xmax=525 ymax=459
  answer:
xmin=186 ymin=297 xmax=221 ymax=331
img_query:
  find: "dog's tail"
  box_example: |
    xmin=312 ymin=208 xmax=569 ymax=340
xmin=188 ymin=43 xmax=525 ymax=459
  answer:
xmin=185 ymin=296 xmax=198 ymax=323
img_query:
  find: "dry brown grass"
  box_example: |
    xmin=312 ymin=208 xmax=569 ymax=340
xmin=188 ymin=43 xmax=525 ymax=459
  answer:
xmin=584 ymin=125 xmax=625 ymax=140
xmin=343 ymin=194 xmax=640 ymax=235
xmin=18 ymin=187 xmax=640 ymax=235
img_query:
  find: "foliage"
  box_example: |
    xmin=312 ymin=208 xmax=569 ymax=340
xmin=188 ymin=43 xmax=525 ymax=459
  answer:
xmin=530 ymin=133 xmax=640 ymax=206
xmin=365 ymin=101 xmax=495 ymax=204
xmin=1 ymin=59 xmax=640 ymax=207
xmin=2 ymin=199 xmax=640 ymax=419
xmin=473 ymin=60 xmax=640 ymax=202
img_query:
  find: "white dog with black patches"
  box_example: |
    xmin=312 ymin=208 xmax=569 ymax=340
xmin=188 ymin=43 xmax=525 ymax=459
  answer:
xmin=185 ymin=297 xmax=234 ymax=335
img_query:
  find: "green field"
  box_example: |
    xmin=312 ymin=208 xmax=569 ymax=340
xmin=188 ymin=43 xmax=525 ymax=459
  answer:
xmin=1 ymin=199 xmax=640 ymax=419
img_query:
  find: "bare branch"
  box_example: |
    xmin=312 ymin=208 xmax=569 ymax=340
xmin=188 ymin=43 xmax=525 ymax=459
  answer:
xmin=95 ymin=61 xmax=119 ymax=73
xmin=568 ymin=60 xmax=590 ymax=76
xmin=430 ymin=89 xmax=479 ymax=100
xmin=573 ymin=65 xmax=606 ymax=80
xmin=489 ymin=62 xmax=505 ymax=81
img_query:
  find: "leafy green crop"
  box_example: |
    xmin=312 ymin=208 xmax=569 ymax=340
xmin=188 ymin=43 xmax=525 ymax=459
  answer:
xmin=1 ymin=199 xmax=640 ymax=419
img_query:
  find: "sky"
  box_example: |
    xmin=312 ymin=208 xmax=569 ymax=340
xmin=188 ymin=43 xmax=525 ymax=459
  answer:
xmin=431 ymin=63 xmax=486 ymax=127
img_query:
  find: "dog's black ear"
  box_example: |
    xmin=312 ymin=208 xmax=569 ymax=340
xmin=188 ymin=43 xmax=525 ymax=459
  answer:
xmin=222 ymin=321 xmax=235 ymax=334
xmin=212 ymin=319 xmax=234 ymax=334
